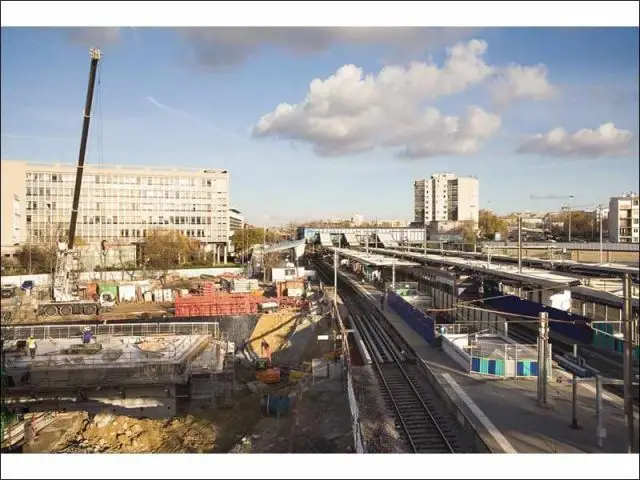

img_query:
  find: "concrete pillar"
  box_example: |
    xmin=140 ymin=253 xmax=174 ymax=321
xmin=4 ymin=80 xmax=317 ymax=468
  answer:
xmin=224 ymin=243 xmax=228 ymax=265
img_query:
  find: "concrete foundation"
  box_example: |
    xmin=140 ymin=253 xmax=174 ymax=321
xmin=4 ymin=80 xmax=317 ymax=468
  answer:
xmin=1 ymin=322 xmax=235 ymax=420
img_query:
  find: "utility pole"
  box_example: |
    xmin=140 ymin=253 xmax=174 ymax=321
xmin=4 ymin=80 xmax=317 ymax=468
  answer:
xmin=570 ymin=344 xmax=580 ymax=429
xmin=262 ymin=227 xmax=267 ymax=282
xmin=538 ymin=311 xmax=549 ymax=406
xmin=596 ymin=374 xmax=605 ymax=448
xmin=598 ymin=205 xmax=603 ymax=264
xmin=517 ymin=216 xmax=523 ymax=274
xmin=568 ymin=195 xmax=574 ymax=242
xmin=622 ymin=274 xmax=636 ymax=453
xmin=391 ymin=257 xmax=396 ymax=291
xmin=423 ymin=224 xmax=428 ymax=255
xmin=333 ymin=247 xmax=338 ymax=307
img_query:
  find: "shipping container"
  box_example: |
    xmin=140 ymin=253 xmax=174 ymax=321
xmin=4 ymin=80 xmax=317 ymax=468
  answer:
xmin=87 ymin=282 xmax=97 ymax=299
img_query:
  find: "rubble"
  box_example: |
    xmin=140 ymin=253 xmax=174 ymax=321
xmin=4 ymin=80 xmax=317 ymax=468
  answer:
xmin=50 ymin=412 xmax=216 ymax=453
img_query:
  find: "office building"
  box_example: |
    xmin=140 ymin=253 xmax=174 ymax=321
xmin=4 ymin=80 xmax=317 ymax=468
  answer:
xmin=414 ymin=173 xmax=479 ymax=230
xmin=351 ymin=214 xmax=364 ymax=227
xmin=608 ymin=193 xmax=639 ymax=243
xmin=229 ymin=208 xmax=245 ymax=233
xmin=1 ymin=160 xmax=230 ymax=254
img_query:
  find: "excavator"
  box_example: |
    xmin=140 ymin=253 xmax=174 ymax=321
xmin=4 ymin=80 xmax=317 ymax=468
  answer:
xmin=35 ymin=48 xmax=115 ymax=317
xmin=255 ymin=340 xmax=281 ymax=384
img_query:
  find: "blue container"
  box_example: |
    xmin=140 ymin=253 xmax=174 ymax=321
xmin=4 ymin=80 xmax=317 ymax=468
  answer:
xmin=260 ymin=394 xmax=292 ymax=417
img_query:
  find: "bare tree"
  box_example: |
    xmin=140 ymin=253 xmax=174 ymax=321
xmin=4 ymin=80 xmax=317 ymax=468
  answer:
xmin=144 ymin=229 xmax=199 ymax=285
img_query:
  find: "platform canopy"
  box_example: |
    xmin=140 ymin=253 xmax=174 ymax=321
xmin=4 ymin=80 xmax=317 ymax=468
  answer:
xmin=327 ymin=247 xmax=419 ymax=267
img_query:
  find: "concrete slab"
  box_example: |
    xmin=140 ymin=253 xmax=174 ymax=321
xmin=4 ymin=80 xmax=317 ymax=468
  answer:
xmin=343 ymin=271 xmax=639 ymax=453
xmin=3 ymin=335 xmax=209 ymax=370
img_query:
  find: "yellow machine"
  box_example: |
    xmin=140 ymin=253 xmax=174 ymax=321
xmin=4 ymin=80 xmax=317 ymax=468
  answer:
xmin=255 ymin=340 xmax=281 ymax=384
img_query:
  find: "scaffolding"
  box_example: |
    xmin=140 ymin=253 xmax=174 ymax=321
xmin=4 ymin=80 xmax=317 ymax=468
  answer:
xmin=1 ymin=322 xmax=221 ymax=394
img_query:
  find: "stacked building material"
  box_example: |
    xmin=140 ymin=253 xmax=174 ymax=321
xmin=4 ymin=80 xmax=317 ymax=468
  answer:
xmin=223 ymin=278 xmax=260 ymax=293
xmin=175 ymin=292 xmax=269 ymax=317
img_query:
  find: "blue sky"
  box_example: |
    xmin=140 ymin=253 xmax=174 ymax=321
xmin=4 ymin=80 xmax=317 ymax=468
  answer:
xmin=1 ymin=27 xmax=638 ymax=225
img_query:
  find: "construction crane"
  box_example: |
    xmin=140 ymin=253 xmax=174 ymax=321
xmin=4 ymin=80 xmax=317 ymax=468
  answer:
xmin=530 ymin=194 xmax=576 ymax=241
xmin=36 ymin=48 xmax=114 ymax=318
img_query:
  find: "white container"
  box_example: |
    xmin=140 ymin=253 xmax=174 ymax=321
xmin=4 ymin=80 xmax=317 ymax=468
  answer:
xmin=118 ymin=284 xmax=136 ymax=302
xmin=144 ymin=291 xmax=153 ymax=302
xmin=153 ymin=289 xmax=163 ymax=302
xmin=287 ymin=288 xmax=303 ymax=298
xmin=163 ymin=288 xmax=173 ymax=302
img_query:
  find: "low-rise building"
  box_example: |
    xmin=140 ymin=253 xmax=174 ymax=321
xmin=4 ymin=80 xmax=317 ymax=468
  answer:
xmin=609 ymin=193 xmax=639 ymax=243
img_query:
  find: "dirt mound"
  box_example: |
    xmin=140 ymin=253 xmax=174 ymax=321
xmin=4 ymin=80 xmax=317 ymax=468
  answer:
xmin=52 ymin=412 xmax=216 ymax=453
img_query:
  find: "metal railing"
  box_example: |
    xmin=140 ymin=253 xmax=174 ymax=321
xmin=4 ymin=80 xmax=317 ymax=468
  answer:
xmin=2 ymin=335 xmax=208 ymax=371
xmin=1 ymin=322 xmax=220 ymax=341
xmin=1 ymin=412 xmax=58 ymax=449
xmin=467 ymin=342 xmax=538 ymax=361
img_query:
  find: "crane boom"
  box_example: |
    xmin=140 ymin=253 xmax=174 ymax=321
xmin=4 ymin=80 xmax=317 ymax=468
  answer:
xmin=530 ymin=194 xmax=575 ymax=200
xmin=68 ymin=48 xmax=101 ymax=250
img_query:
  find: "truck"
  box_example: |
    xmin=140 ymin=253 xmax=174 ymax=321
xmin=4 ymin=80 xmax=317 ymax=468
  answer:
xmin=35 ymin=48 xmax=114 ymax=318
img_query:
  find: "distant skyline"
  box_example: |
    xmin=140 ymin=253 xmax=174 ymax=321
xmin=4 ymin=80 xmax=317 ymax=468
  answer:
xmin=1 ymin=26 xmax=638 ymax=225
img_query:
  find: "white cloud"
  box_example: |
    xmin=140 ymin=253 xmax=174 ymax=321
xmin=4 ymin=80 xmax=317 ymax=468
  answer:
xmin=516 ymin=122 xmax=636 ymax=158
xmin=491 ymin=64 xmax=556 ymax=105
xmin=253 ymin=40 xmax=502 ymax=158
xmin=67 ymin=27 xmax=121 ymax=46
xmin=180 ymin=27 xmax=478 ymax=69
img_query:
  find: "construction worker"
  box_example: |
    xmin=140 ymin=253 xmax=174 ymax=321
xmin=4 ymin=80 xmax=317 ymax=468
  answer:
xmin=82 ymin=326 xmax=93 ymax=345
xmin=27 ymin=335 xmax=37 ymax=359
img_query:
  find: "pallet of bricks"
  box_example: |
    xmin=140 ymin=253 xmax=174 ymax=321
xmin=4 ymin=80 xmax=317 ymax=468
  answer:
xmin=175 ymin=291 xmax=264 ymax=317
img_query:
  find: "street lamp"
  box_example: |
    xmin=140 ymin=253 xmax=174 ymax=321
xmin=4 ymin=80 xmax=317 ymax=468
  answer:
xmin=568 ymin=195 xmax=574 ymax=242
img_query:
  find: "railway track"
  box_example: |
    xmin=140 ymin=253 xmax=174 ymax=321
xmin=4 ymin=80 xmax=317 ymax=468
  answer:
xmin=315 ymin=259 xmax=459 ymax=453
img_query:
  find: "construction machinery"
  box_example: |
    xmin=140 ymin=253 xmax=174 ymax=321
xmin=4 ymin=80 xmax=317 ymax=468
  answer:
xmin=255 ymin=340 xmax=281 ymax=384
xmin=35 ymin=48 xmax=114 ymax=318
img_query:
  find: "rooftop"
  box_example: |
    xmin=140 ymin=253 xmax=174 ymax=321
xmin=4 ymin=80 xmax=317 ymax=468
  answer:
xmin=330 ymin=247 xmax=420 ymax=267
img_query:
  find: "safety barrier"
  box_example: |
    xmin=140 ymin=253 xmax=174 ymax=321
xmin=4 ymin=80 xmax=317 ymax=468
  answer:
xmin=467 ymin=340 xmax=550 ymax=378
xmin=387 ymin=291 xmax=436 ymax=345
xmin=319 ymin=280 xmax=365 ymax=454
xmin=1 ymin=412 xmax=58 ymax=450
xmin=1 ymin=321 xmax=220 ymax=341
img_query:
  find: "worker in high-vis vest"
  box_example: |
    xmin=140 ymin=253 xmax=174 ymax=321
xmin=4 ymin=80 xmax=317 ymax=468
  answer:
xmin=27 ymin=336 xmax=37 ymax=359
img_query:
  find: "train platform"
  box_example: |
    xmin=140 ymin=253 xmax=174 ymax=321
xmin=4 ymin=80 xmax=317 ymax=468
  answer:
xmin=341 ymin=269 xmax=639 ymax=453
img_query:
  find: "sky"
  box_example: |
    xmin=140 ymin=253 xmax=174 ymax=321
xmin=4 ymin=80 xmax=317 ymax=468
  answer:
xmin=1 ymin=26 xmax=639 ymax=225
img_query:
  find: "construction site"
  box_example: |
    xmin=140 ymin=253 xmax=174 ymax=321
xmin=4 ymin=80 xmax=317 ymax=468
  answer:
xmin=1 ymin=273 xmax=358 ymax=453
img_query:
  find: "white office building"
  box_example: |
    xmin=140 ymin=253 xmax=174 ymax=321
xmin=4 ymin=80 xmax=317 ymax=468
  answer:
xmin=608 ymin=193 xmax=639 ymax=243
xmin=414 ymin=173 xmax=479 ymax=230
xmin=1 ymin=160 xmax=231 ymax=256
